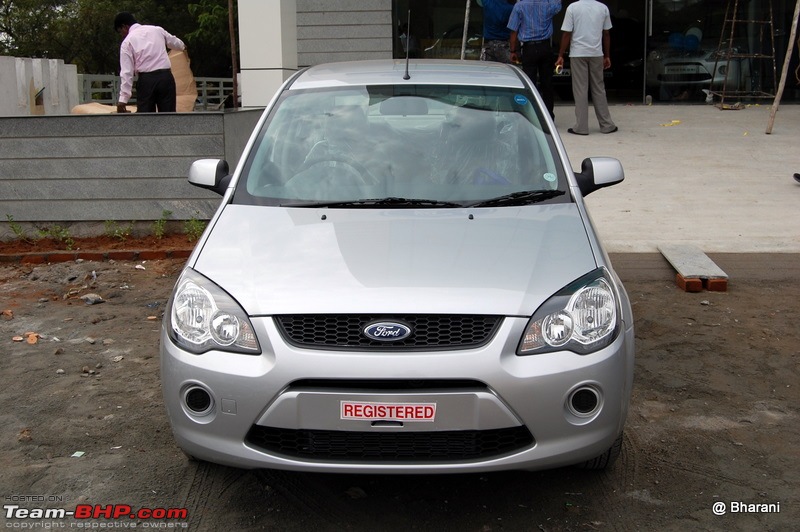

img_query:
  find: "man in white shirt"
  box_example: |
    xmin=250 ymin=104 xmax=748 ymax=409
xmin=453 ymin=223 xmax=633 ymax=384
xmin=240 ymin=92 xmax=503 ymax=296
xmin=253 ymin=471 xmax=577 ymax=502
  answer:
xmin=555 ymin=0 xmax=617 ymax=135
xmin=114 ymin=12 xmax=186 ymax=113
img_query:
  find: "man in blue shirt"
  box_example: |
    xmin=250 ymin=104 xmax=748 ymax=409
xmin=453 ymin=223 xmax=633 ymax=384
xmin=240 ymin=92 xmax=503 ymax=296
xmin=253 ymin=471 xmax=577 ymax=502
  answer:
xmin=480 ymin=0 xmax=516 ymax=63
xmin=508 ymin=0 xmax=562 ymax=118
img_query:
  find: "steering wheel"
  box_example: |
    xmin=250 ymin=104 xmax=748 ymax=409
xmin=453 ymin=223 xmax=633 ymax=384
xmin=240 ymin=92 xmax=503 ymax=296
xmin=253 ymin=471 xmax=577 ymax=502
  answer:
xmin=296 ymin=154 xmax=378 ymax=185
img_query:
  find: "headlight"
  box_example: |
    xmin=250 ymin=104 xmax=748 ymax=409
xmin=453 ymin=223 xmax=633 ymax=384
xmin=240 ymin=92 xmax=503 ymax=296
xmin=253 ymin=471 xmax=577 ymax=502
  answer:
xmin=518 ymin=268 xmax=619 ymax=355
xmin=166 ymin=268 xmax=260 ymax=355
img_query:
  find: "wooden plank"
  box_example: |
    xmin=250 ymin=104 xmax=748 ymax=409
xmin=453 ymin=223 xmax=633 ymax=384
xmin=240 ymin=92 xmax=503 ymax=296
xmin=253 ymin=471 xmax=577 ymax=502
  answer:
xmin=658 ymin=244 xmax=729 ymax=280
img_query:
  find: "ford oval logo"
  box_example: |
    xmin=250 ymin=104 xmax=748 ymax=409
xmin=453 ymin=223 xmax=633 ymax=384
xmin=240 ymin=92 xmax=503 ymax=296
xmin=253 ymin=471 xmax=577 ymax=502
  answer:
xmin=363 ymin=321 xmax=412 ymax=342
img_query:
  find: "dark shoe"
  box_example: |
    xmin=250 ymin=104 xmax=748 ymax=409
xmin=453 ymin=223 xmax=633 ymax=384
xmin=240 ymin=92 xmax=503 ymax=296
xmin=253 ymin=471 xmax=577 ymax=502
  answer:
xmin=794 ymin=173 xmax=800 ymax=184
xmin=602 ymin=126 xmax=619 ymax=134
xmin=567 ymin=128 xmax=588 ymax=136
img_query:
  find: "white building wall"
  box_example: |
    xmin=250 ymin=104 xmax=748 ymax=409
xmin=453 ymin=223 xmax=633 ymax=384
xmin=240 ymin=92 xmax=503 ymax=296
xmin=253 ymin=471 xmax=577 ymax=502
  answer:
xmin=237 ymin=0 xmax=394 ymax=108
xmin=238 ymin=0 xmax=298 ymax=109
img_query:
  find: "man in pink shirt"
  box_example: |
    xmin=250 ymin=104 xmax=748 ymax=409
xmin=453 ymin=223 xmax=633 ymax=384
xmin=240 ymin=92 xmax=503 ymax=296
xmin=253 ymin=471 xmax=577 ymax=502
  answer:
xmin=114 ymin=12 xmax=186 ymax=113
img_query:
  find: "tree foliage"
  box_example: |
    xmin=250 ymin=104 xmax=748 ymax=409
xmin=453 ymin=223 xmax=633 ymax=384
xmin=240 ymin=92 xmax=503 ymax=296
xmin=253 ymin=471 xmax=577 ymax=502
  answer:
xmin=0 ymin=0 xmax=237 ymax=77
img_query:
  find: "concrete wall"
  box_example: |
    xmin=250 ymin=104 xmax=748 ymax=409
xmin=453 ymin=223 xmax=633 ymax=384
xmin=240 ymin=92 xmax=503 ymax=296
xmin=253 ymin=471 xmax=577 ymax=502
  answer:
xmin=0 ymin=0 xmax=397 ymax=235
xmin=0 ymin=56 xmax=80 ymax=116
xmin=0 ymin=109 xmax=263 ymax=230
xmin=296 ymin=0 xmax=393 ymax=66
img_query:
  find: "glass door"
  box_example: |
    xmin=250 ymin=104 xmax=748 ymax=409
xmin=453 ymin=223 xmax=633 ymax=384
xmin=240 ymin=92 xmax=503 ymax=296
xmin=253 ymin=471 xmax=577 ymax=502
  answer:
xmin=643 ymin=0 xmax=788 ymax=103
xmin=644 ymin=0 xmax=732 ymax=102
xmin=600 ymin=0 xmax=648 ymax=103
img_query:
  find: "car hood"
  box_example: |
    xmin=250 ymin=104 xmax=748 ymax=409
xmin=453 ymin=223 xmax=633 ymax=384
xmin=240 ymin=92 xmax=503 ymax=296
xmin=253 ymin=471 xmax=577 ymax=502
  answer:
xmin=192 ymin=205 xmax=597 ymax=316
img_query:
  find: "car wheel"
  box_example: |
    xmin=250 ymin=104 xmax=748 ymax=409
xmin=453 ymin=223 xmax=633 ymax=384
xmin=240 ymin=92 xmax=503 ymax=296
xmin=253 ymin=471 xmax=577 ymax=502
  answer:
xmin=645 ymin=86 xmax=660 ymax=101
xmin=575 ymin=432 xmax=623 ymax=470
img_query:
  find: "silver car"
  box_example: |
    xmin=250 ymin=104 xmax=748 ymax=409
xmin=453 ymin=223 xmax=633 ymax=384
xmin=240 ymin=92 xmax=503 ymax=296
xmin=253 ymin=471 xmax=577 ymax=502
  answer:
xmin=646 ymin=45 xmax=748 ymax=101
xmin=161 ymin=59 xmax=634 ymax=474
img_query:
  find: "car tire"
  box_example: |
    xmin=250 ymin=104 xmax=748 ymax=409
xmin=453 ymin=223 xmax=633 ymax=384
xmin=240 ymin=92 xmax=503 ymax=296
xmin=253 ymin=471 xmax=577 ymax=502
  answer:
xmin=575 ymin=432 xmax=623 ymax=470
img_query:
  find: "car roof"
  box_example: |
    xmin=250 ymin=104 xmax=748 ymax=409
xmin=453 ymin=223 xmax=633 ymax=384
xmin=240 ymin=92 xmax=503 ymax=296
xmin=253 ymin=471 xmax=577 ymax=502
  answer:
xmin=288 ymin=59 xmax=527 ymax=90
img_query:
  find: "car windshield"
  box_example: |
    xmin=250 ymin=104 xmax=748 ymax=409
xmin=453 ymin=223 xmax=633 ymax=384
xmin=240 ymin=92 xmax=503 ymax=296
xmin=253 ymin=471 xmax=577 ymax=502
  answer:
xmin=234 ymin=84 xmax=567 ymax=207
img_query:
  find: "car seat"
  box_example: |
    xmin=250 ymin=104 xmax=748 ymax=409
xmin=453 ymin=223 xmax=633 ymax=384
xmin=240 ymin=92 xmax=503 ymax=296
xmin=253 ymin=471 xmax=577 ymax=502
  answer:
xmin=433 ymin=106 xmax=512 ymax=185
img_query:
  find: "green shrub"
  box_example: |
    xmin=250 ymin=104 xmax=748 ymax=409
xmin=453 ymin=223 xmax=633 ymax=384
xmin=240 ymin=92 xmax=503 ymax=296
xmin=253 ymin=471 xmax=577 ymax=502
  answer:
xmin=104 ymin=220 xmax=134 ymax=241
xmin=6 ymin=214 xmax=32 ymax=243
xmin=152 ymin=210 xmax=173 ymax=239
xmin=37 ymin=225 xmax=75 ymax=250
xmin=184 ymin=213 xmax=207 ymax=242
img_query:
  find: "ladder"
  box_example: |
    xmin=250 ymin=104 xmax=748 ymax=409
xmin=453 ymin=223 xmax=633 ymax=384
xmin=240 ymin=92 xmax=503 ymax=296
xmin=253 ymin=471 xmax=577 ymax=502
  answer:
xmin=709 ymin=0 xmax=778 ymax=109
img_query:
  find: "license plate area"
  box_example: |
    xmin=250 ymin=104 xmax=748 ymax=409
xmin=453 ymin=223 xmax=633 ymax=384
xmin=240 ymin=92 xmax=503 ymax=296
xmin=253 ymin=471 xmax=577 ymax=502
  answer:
xmin=665 ymin=64 xmax=700 ymax=75
xmin=255 ymin=389 xmax=521 ymax=432
xmin=341 ymin=401 xmax=436 ymax=422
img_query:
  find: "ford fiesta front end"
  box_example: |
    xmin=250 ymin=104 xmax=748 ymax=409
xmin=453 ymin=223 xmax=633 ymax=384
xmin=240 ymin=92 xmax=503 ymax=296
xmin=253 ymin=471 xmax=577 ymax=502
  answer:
xmin=160 ymin=59 xmax=634 ymax=474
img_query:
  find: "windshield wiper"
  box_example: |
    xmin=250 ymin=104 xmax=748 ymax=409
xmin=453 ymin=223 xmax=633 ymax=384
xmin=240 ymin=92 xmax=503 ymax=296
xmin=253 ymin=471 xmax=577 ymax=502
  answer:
xmin=465 ymin=189 xmax=566 ymax=208
xmin=281 ymin=197 xmax=463 ymax=208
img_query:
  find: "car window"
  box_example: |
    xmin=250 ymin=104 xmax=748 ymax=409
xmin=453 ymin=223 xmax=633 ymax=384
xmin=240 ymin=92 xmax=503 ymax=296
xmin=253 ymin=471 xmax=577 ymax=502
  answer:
xmin=234 ymin=84 xmax=567 ymax=206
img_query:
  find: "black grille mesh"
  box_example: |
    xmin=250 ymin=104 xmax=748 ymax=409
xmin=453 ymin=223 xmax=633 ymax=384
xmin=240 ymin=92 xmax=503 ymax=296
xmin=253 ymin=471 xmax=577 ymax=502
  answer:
xmin=274 ymin=314 xmax=502 ymax=350
xmin=246 ymin=426 xmax=534 ymax=461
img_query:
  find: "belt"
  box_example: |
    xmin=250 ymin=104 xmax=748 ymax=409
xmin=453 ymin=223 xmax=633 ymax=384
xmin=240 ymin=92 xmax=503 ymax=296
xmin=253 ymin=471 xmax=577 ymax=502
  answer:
xmin=138 ymin=68 xmax=171 ymax=76
xmin=523 ymin=39 xmax=549 ymax=45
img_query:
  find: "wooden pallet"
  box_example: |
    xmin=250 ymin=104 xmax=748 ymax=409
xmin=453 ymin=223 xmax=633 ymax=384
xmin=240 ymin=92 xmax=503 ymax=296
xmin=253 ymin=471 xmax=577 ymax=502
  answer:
xmin=658 ymin=244 xmax=729 ymax=292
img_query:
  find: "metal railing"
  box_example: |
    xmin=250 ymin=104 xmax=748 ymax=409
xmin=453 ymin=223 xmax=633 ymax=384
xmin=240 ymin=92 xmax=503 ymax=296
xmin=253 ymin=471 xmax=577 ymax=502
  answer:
xmin=78 ymin=74 xmax=235 ymax=111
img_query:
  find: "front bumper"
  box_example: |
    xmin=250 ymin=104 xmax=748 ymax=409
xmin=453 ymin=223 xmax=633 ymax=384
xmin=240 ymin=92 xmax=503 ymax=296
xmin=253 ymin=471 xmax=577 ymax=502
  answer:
xmin=161 ymin=316 xmax=634 ymax=474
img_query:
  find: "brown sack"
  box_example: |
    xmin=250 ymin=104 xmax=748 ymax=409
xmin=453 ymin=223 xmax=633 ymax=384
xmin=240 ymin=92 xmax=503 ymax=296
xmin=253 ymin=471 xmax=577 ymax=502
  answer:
xmin=71 ymin=102 xmax=138 ymax=114
xmin=169 ymin=50 xmax=197 ymax=112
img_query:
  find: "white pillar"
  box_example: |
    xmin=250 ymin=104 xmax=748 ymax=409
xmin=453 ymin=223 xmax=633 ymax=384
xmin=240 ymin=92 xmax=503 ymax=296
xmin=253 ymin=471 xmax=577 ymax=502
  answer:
xmin=238 ymin=0 xmax=298 ymax=109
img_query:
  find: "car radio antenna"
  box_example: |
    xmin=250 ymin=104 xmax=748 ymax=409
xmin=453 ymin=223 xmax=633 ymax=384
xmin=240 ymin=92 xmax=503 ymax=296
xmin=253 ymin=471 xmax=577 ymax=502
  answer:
xmin=403 ymin=10 xmax=411 ymax=80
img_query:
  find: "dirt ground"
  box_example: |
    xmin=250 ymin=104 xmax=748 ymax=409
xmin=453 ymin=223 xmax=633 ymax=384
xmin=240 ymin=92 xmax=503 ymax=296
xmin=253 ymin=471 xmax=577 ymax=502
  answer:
xmin=0 ymin=232 xmax=195 ymax=258
xmin=0 ymin=248 xmax=797 ymax=531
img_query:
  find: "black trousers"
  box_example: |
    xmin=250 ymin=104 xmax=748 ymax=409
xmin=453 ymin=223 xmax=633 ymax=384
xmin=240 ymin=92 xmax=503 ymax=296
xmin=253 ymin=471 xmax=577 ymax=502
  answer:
xmin=521 ymin=40 xmax=555 ymax=119
xmin=136 ymin=69 xmax=177 ymax=113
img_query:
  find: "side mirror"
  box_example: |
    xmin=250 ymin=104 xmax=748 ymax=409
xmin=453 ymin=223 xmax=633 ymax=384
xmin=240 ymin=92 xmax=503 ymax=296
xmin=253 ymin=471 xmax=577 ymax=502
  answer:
xmin=188 ymin=159 xmax=231 ymax=196
xmin=575 ymin=157 xmax=624 ymax=196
